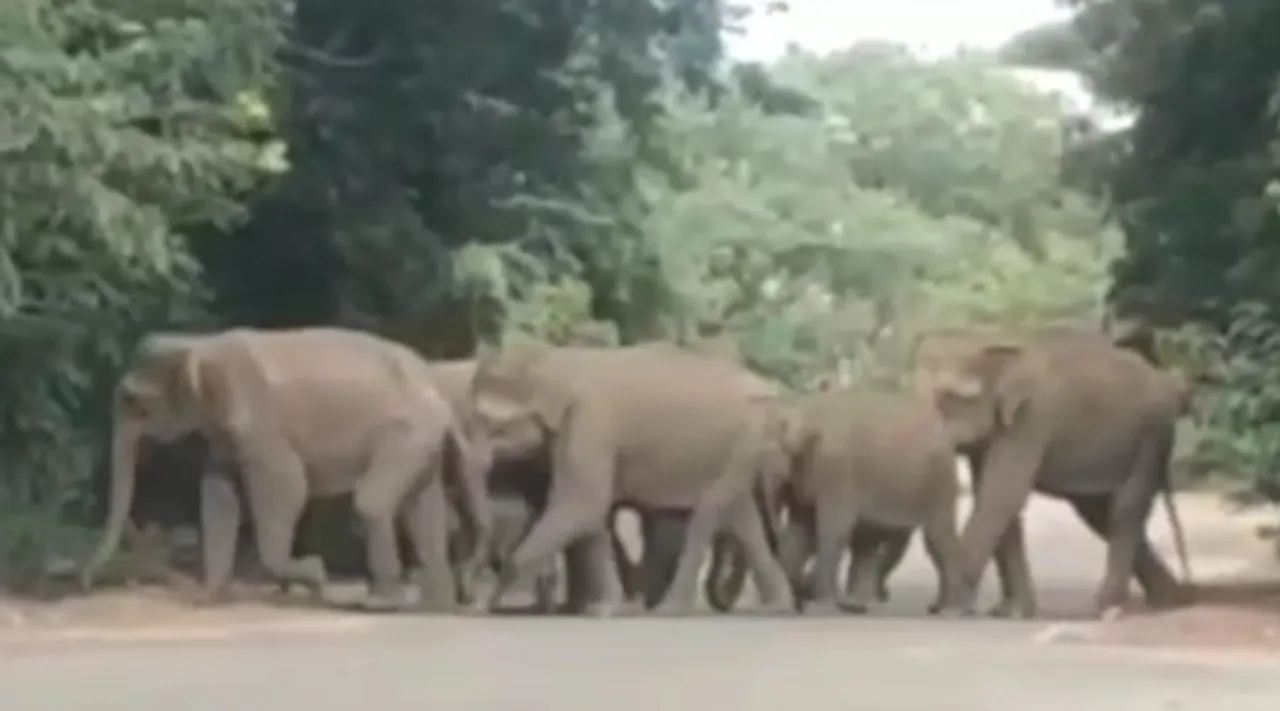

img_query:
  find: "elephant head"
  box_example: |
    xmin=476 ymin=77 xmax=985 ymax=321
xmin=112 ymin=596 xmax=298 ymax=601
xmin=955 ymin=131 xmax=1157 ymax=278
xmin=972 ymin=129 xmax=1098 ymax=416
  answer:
xmin=911 ymin=329 xmax=1037 ymax=449
xmin=80 ymin=333 xmax=221 ymax=588
xmin=467 ymin=342 xmax=570 ymax=461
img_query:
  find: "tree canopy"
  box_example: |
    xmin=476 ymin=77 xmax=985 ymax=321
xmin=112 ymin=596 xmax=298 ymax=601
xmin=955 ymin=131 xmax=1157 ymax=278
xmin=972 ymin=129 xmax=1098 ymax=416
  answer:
xmin=1002 ymin=0 xmax=1280 ymax=492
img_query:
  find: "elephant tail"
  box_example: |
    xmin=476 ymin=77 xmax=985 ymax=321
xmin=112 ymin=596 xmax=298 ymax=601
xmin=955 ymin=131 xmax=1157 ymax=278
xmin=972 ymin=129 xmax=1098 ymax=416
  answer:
xmin=1160 ymin=480 xmax=1193 ymax=585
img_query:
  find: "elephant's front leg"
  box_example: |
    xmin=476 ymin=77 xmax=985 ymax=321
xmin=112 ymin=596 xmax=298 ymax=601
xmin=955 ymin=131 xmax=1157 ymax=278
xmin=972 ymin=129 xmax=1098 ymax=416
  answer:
xmin=777 ymin=508 xmax=814 ymax=604
xmin=842 ymin=527 xmax=886 ymax=612
xmin=559 ymin=529 xmax=625 ymax=616
xmin=237 ymin=440 xmax=327 ymax=602
xmin=873 ymin=529 xmax=914 ymax=603
xmin=196 ymin=467 xmax=241 ymax=604
xmin=400 ymin=477 xmax=458 ymax=612
xmin=490 ymin=488 xmax=613 ymax=614
xmin=967 ymin=456 xmax=1036 ymax=618
xmin=638 ymin=510 xmax=686 ymax=609
xmin=710 ymin=496 xmax=795 ymax=615
xmin=985 ymin=517 xmax=1038 ymax=618
xmin=806 ymin=499 xmax=857 ymax=615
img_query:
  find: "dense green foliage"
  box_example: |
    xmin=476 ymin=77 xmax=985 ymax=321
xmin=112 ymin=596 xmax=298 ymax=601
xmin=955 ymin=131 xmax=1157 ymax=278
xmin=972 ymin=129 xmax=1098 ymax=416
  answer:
xmin=17 ymin=0 xmax=1239 ymax=574
xmin=1002 ymin=1 xmax=1280 ymax=495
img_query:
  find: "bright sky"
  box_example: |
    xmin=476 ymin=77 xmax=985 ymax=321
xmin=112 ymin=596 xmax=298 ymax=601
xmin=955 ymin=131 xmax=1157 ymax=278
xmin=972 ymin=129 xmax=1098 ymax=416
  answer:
xmin=727 ymin=0 xmax=1072 ymax=61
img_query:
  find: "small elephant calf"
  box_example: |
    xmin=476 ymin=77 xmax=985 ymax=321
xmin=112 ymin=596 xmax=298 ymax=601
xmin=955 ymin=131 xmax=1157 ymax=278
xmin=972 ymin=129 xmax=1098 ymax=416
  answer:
xmin=761 ymin=387 xmax=964 ymax=614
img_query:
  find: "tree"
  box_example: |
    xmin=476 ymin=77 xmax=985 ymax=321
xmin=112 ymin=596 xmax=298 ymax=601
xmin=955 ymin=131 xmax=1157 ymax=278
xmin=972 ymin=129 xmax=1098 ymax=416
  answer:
xmin=633 ymin=44 xmax=1114 ymax=386
xmin=1011 ymin=0 xmax=1280 ymax=490
xmin=0 ymin=0 xmax=283 ymax=568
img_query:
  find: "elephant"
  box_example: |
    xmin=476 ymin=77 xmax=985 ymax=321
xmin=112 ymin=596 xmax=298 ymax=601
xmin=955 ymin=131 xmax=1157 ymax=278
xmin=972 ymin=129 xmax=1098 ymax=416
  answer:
xmin=464 ymin=341 xmax=794 ymax=616
xmin=708 ymin=387 xmax=963 ymax=615
xmin=912 ymin=327 xmax=1193 ymax=620
xmin=78 ymin=327 xmax=491 ymax=612
xmin=428 ymin=358 xmax=691 ymax=613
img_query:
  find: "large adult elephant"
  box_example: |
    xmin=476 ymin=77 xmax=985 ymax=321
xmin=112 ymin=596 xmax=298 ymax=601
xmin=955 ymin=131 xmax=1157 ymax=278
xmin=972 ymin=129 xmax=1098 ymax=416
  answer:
xmin=912 ymin=327 xmax=1193 ymax=619
xmin=465 ymin=341 xmax=793 ymax=616
xmin=428 ymin=358 xmax=692 ymax=612
xmin=78 ymin=327 xmax=491 ymax=612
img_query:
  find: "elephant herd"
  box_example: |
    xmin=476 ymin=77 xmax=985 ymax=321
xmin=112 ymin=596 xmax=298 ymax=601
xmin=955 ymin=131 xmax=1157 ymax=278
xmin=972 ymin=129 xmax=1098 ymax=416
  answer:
xmin=77 ymin=323 xmax=1195 ymax=621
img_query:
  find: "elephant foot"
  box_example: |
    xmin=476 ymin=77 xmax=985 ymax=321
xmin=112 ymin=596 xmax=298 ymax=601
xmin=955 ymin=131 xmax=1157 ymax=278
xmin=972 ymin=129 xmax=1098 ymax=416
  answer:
xmin=738 ymin=596 xmax=798 ymax=617
xmin=1146 ymin=583 xmax=1195 ymax=610
xmin=531 ymin=596 xmax=559 ymax=615
xmin=931 ymin=601 xmax=977 ymax=619
xmin=581 ymin=599 xmax=626 ymax=618
xmin=649 ymin=601 xmax=702 ymax=618
xmin=363 ymin=594 xmax=411 ymax=613
xmin=837 ymin=599 xmax=872 ymax=615
xmin=802 ymin=600 xmax=845 ymax=617
xmin=1097 ymin=604 xmax=1127 ymax=622
xmin=876 ymin=584 xmax=890 ymax=603
xmin=413 ymin=598 xmax=457 ymax=615
xmin=189 ymin=586 xmax=236 ymax=608
xmin=986 ymin=599 xmax=1037 ymax=619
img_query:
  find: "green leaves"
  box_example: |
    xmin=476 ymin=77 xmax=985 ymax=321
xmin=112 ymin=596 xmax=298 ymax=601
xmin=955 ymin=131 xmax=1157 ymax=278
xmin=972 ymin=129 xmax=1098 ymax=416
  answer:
xmin=630 ymin=43 xmax=1112 ymax=386
xmin=0 ymin=0 xmax=281 ymax=522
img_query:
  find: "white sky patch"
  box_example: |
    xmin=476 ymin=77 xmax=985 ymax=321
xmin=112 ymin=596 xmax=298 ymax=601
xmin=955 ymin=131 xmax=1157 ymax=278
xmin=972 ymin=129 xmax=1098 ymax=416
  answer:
xmin=727 ymin=0 xmax=1073 ymax=61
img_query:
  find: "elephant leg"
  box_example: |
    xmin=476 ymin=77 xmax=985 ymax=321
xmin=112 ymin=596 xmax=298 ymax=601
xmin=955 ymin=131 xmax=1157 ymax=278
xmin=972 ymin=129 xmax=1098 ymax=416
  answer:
xmin=777 ymin=508 xmax=814 ymax=604
xmin=949 ymin=442 xmax=1039 ymax=617
xmin=704 ymin=534 xmax=747 ymax=613
xmin=611 ymin=511 xmax=643 ymax=604
xmin=237 ymin=441 xmax=326 ymax=598
xmin=965 ymin=453 xmax=1033 ymax=617
xmin=197 ymin=467 xmax=242 ymax=604
xmin=491 ymin=483 xmax=612 ymax=614
xmin=654 ymin=474 xmax=784 ymax=616
xmin=352 ymin=430 xmax=443 ymax=610
xmin=1068 ymin=494 xmax=1186 ymax=611
xmin=1094 ymin=429 xmax=1171 ymax=618
xmin=808 ymin=498 xmax=859 ymax=614
xmin=558 ymin=528 xmax=623 ymax=616
xmin=918 ymin=490 xmax=964 ymax=614
xmin=715 ymin=495 xmax=795 ymax=614
xmin=984 ymin=517 xmax=1038 ymax=618
xmin=640 ymin=511 xmax=686 ymax=609
xmin=842 ymin=526 xmax=885 ymax=611
xmin=560 ymin=538 xmax=595 ymax=614
xmin=874 ymin=529 xmax=914 ymax=603
xmin=531 ymin=561 xmax=561 ymax=614
xmin=399 ymin=477 xmax=456 ymax=612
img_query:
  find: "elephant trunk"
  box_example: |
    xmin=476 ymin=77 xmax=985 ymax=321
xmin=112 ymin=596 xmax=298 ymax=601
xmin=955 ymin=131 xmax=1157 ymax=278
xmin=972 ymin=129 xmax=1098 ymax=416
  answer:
xmin=80 ymin=414 xmax=143 ymax=589
xmin=444 ymin=427 xmax=493 ymax=601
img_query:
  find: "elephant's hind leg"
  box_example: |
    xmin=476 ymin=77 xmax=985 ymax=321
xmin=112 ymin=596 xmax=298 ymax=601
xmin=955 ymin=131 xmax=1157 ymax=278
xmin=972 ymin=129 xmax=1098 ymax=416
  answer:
xmin=400 ymin=477 xmax=457 ymax=612
xmin=1068 ymin=494 xmax=1185 ymax=611
xmin=354 ymin=424 xmax=449 ymax=611
xmin=714 ymin=497 xmax=795 ymax=615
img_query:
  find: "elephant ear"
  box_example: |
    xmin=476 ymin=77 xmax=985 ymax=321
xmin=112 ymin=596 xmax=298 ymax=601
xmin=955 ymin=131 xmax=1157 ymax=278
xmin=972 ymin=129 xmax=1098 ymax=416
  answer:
xmin=976 ymin=343 xmax=1034 ymax=430
xmin=123 ymin=333 xmax=230 ymax=434
xmin=473 ymin=341 xmax=573 ymax=431
xmin=755 ymin=394 xmax=810 ymax=457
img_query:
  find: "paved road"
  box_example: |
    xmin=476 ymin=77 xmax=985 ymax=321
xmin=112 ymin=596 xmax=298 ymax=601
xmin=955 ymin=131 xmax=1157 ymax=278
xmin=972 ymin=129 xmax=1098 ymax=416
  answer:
xmin=4 ymin=494 xmax=1280 ymax=711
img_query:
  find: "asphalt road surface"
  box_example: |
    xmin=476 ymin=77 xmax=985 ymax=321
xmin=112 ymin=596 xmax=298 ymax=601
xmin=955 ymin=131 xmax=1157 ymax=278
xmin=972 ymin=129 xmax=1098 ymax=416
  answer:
xmin=5 ymin=494 xmax=1280 ymax=711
